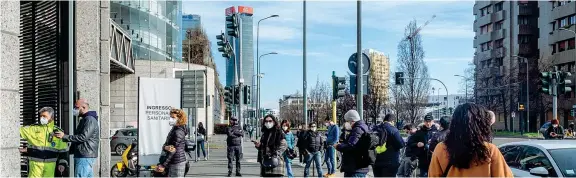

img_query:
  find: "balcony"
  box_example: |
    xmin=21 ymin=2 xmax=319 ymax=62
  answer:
xmin=492 ymin=47 xmax=505 ymax=58
xmin=491 ymin=10 xmax=505 ymax=22
xmin=552 ymin=48 xmax=576 ymax=65
xmin=518 ymin=44 xmax=536 ymax=55
xmin=478 ymin=66 xmax=503 ymax=77
xmin=518 ymin=5 xmax=534 ymax=16
xmin=552 ymin=2 xmax=576 ymax=20
xmin=519 ymin=24 xmax=535 ymax=35
xmin=549 ymin=25 xmax=576 ymax=45
xmin=109 ymin=19 xmax=135 ymax=73
xmin=491 ymin=29 xmax=506 ymax=40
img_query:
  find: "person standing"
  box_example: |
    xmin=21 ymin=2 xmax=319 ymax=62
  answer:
xmin=296 ymin=124 xmax=307 ymax=166
xmin=335 ymin=110 xmax=370 ymax=177
xmin=197 ymin=122 xmax=207 ymax=161
xmin=323 ymin=118 xmax=340 ymax=177
xmin=55 ymin=99 xmax=99 ymax=177
xmin=410 ymin=115 xmax=438 ymax=177
xmin=428 ymin=103 xmax=513 ymax=177
xmin=281 ymin=120 xmax=295 ymax=178
xmin=302 ymin=123 xmax=324 ymax=178
xmin=226 ymin=117 xmax=243 ymax=177
xmin=398 ymin=124 xmax=418 ymax=177
xmin=254 ymin=114 xmax=287 ymax=177
xmin=20 ymin=107 xmax=69 ymax=177
xmin=372 ymin=114 xmax=405 ymax=177
xmin=429 ymin=116 xmax=450 ymax=153
xmin=156 ymin=108 xmax=189 ymax=177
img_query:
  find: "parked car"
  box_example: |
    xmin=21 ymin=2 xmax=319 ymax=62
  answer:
xmin=498 ymin=140 xmax=576 ymax=177
xmin=111 ymin=128 xmax=137 ymax=155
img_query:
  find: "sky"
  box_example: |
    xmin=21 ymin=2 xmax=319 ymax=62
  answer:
xmin=183 ymin=0 xmax=475 ymax=110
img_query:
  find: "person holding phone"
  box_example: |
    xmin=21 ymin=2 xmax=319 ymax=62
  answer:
xmin=547 ymin=119 xmax=564 ymax=139
xmin=254 ymin=114 xmax=287 ymax=177
xmin=226 ymin=117 xmax=243 ymax=177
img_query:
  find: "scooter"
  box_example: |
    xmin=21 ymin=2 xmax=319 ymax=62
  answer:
xmin=111 ymin=140 xmax=139 ymax=177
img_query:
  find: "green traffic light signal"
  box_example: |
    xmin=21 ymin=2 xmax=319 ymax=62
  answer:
xmin=539 ymin=72 xmax=552 ymax=95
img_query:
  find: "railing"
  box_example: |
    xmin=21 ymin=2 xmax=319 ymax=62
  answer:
xmin=109 ymin=19 xmax=135 ymax=73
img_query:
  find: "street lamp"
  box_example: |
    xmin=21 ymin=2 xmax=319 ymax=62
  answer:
xmin=256 ymin=52 xmax=276 ymax=138
xmin=454 ymin=74 xmax=470 ymax=101
xmin=512 ymin=55 xmax=530 ymax=133
xmin=256 ymin=15 xmax=279 ymax=136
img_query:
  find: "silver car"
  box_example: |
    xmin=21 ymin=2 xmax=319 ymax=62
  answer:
xmin=499 ymin=140 xmax=576 ymax=177
xmin=110 ymin=128 xmax=137 ymax=155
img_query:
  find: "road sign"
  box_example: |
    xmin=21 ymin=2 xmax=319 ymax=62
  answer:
xmin=176 ymin=70 xmax=206 ymax=108
xmin=350 ymin=75 xmax=369 ymax=95
xmin=348 ymin=52 xmax=370 ymax=75
xmin=511 ymin=112 xmax=516 ymax=118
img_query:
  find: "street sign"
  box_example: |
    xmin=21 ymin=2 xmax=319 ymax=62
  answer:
xmin=511 ymin=112 xmax=516 ymax=118
xmin=350 ymin=75 xmax=369 ymax=95
xmin=348 ymin=52 xmax=370 ymax=75
xmin=176 ymin=70 xmax=206 ymax=108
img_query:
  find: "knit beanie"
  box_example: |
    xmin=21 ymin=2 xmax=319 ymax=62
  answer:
xmin=344 ymin=110 xmax=361 ymax=122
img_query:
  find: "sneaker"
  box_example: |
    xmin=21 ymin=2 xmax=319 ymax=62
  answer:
xmin=204 ymin=157 xmax=208 ymax=161
xmin=236 ymin=173 xmax=242 ymax=177
xmin=227 ymin=172 xmax=232 ymax=177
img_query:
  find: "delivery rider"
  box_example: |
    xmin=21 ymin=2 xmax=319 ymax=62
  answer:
xmin=19 ymin=107 xmax=69 ymax=177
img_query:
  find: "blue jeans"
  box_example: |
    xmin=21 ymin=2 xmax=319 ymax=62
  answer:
xmin=324 ymin=146 xmax=336 ymax=174
xmin=284 ymin=154 xmax=294 ymax=178
xmin=74 ymin=158 xmax=96 ymax=177
xmin=197 ymin=141 xmax=206 ymax=158
xmin=304 ymin=151 xmax=323 ymax=177
xmin=343 ymin=172 xmax=367 ymax=177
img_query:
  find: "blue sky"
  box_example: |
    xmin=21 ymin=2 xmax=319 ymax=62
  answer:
xmin=183 ymin=1 xmax=475 ymax=110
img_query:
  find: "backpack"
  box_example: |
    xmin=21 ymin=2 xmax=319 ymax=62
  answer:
xmin=355 ymin=126 xmax=379 ymax=167
xmin=374 ymin=124 xmax=389 ymax=154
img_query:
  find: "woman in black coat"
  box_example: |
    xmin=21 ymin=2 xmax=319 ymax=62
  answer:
xmin=254 ymin=114 xmax=287 ymax=177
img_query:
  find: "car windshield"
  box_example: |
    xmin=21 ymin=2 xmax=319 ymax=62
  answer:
xmin=548 ymin=148 xmax=576 ymax=177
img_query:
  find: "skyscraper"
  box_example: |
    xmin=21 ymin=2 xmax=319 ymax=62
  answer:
xmin=182 ymin=14 xmax=201 ymax=40
xmin=225 ymin=6 xmax=254 ymax=94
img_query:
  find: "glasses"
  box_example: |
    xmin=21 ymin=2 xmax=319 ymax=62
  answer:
xmin=264 ymin=120 xmax=273 ymax=123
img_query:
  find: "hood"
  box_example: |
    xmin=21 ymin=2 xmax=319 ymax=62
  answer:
xmin=82 ymin=111 xmax=99 ymax=120
xmin=353 ymin=120 xmax=369 ymax=131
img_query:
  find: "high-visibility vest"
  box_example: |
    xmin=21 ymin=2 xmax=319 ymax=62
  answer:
xmin=20 ymin=121 xmax=68 ymax=162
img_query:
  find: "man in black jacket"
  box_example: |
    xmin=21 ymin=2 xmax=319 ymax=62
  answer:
xmin=226 ymin=117 xmax=243 ymax=177
xmin=410 ymin=115 xmax=437 ymax=177
xmin=301 ymin=123 xmax=324 ymax=177
xmin=373 ymin=114 xmax=405 ymax=177
xmin=55 ymin=98 xmax=100 ymax=177
xmin=398 ymin=124 xmax=418 ymax=177
xmin=429 ymin=116 xmax=450 ymax=153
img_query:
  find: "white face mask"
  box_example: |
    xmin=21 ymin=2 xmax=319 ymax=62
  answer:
xmin=40 ymin=117 xmax=49 ymax=125
xmin=324 ymin=123 xmax=330 ymax=127
xmin=282 ymin=126 xmax=288 ymax=131
xmin=344 ymin=122 xmax=352 ymax=131
xmin=265 ymin=122 xmax=274 ymax=129
xmin=73 ymin=109 xmax=79 ymax=116
xmin=311 ymin=127 xmax=317 ymax=132
xmin=169 ymin=117 xmax=177 ymax=126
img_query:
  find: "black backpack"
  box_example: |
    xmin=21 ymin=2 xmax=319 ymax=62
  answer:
xmin=355 ymin=126 xmax=379 ymax=167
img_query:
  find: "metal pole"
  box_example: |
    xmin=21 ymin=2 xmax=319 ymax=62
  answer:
xmin=204 ymin=68 xmax=210 ymax=159
xmin=438 ymin=88 xmax=441 ymax=118
xmin=256 ymin=18 xmax=261 ymax=140
xmin=526 ymin=59 xmax=529 ymax=133
xmin=238 ymin=14 xmax=245 ymax=154
xmin=303 ymin=0 xmax=308 ymax=127
xmin=356 ymin=0 xmax=363 ymax=120
xmin=553 ymin=66 xmax=558 ymax=121
xmin=332 ymin=71 xmax=337 ymax=123
xmin=68 ymin=1 xmax=75 ymax=174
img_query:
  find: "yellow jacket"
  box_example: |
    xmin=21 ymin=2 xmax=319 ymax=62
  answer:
xmin=20 ymin=121 xmax=69 ymax=177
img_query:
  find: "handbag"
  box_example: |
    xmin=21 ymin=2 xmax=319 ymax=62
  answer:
xmin=185 ymin=139 xmax=196 ymax=152
xmin=197 ymin=133 xmax=205 ymax=142
xmin=261 ymin=154 xmax=279 ymax=168
xmin=285 ymin=148 xmax=297 ymax=160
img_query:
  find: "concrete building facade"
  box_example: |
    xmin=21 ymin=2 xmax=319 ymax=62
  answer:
xmin=364 ymin=49 xmax=390 ymax=103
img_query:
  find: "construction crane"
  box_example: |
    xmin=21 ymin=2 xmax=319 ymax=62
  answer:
xmin=404 ymin=14 xmax=436 ymax=41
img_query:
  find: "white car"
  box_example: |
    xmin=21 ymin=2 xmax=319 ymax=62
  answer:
xmin=498 ymin=140 xmax=576 ymax=177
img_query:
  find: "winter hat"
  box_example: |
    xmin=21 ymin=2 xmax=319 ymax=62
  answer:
xmin=344 ymin=110 xmax=361 ymax=122
xmin=424 ymin=115 xmax=433 ymax=121
xmin=230 ymin=117 xmax=238 ymax=121
xmin=551 ymin=119 xmax=559 ymax=125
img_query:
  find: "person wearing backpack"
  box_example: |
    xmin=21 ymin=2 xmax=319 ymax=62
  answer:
xmin=373 ymin=114 xmax=405 ymax=177
xmin=335 ymin=110 xmax=370 ymax=177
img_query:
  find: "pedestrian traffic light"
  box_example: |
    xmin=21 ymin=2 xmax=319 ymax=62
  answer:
xmin=572 ymin=109 xmax=575 ymax=117
xmin=539 ymin=72 xmax=553 ymax=95
xmin=243 ymin=86 xmax=251 ymax=105
xmin=448 ymin=107 xmax=453 ymax=115
xmin=225 ymin=14 xmax=239 ymax=37
xmin=332 ymin=76 xmax=346 ymax=100
xmin=395 ymin=72 xmax=404 ymax=85
xmin=234 ymin=86 xmax=240 ymax=104
xmin=558 ymin=71 xmax=572 ymax=94
xmin=224 ymin=86 xmax=233 ymax=104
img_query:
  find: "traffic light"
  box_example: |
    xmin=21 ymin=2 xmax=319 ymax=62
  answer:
xmin=224 ymin=86 xmax=233 ymax=104
xmin=332 ymin=76 xmax=346 ymax=100
xmin=225 ymin=14 xmax=239 ymax=37
xmin=448 ymin=107 xmax=454 ymax=115
xmin=234 ymin=86 xmax=240 ymax=104
xmin=539 ymin=72 xmax=553 ymax=95
xmin=442 ymin=108 xmax=447 ymax=115
xmin=216 ymin=32 xmax=232 ymax=58
xmin=395 ymin=72 xmax=404 ymax=85
xmin=243 ymin=86 xmax=251 ymax=105
xmin=558 ymin=71 xmax=572 ymax=94
xmin=518 ymin=103 xmax=525 ymax=111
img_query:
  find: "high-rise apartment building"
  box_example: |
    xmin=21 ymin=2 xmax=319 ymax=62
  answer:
xmin=224 ymin=6 xmax=254 ymax=96
xmin=473 ymin=1 xmax=539 ymax=131
xmin=363 ymin=49 xmax=390 ymax=103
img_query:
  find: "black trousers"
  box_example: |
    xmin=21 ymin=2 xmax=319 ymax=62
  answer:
xmin=373 ymin=163 xmax=400 ymax=177
xmin=227 ymin=146 xmax=242 ymax=173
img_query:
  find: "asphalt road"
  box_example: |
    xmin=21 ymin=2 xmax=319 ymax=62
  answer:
xmin=109 ymin=136 xmax=533 ymax=177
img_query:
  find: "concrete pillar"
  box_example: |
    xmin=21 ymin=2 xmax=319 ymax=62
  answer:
xmin=0 ymin=1 xmax=22 ymax=177
xmin=74 ymin=1 xmax=110 ymax=176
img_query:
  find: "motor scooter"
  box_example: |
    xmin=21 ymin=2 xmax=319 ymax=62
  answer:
xmin=111 ymin=140 xmax=139 ymax=177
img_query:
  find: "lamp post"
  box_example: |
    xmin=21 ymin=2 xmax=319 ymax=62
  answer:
xmin=454 ymin=74 xmax=470 ymax=101
xmin=512 ymin=55 xmax=530 ymax=133
xmin=257 ymin=52 xmax=277 ymax=136
xmin=256 ymin=14 xmax=279 ymax=136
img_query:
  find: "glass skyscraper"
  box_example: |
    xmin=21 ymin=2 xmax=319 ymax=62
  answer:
xmin=110 ymin=0 xmax=183 ymax=62
xmin=181 ymin=14 xmax=201 ymax=40
xmin=225 ymin=8 xmax=254 ymax=91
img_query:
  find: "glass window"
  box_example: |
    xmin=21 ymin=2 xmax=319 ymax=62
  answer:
xmin=500 ymin=146 xmax=522 ymax=168
xmin=569 ymin=39 xmax=575 ymax=50
xmin=518 ymin=146 xmax=557 ymax=177
xmin=495 ymin=21 xmax=503 ymax=30
xmin=560 ymin=41 xmax=567 ymax=52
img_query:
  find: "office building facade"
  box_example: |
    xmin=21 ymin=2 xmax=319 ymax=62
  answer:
xmin=225 ymin=6 xmax=254 ymax=93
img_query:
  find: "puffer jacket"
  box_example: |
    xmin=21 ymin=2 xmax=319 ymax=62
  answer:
xmin=336 ymin=120 xmax=370 ymax=174
xmin=226 ymin=124 xmax=243 ymax=146
xmin=161 ymin=125 xmax=189 ymax=166
xmin=304 ymin=130 xmax=323 ymax=153
xmin=63 ymin=111 xmax=100 ymax=158
xmin=411 ymin=124 xmax=438 ymax=168
xmin=429 ymin=129 xmax=448 ymax=153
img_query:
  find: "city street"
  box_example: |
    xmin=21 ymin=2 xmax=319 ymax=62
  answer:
xmin=110 ymin=135 xmax=531 ymax=177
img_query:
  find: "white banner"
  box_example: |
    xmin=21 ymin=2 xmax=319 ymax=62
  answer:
xmin=138 ymin=77 xmax=181 ymax=156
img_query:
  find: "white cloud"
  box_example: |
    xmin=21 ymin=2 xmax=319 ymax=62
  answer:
xmin=424 ymin=57 xmax=472 ymax=63
xmin=257 ymin=25 xmax=301 ymax=41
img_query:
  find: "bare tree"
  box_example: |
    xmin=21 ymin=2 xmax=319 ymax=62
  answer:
xmin=459 ymin=62 xmax=476 ymax=102
xmin=396 ymin=20 xmax=431 ymax=124
xmin=183 ymin=28 xmax=215 ymax=68
xmin=309 ymin=77 xmax=332 ymax=125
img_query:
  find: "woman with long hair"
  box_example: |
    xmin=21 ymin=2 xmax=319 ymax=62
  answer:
xmin=254 ymin=114 xmax=287 ymax=177
xmin=428 ymin=103 xmax=512 ymax=177
xmin=281 ymin=120 xmax=295 ymax=178
xmin=156 ymin=108 xmax=189 ymax=177
xmin=197 ymin=122 xmax=207 ymax=161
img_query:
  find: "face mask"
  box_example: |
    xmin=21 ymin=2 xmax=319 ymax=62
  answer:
xmin=169 ymin=117 xmax=177 ymax=126
xmin=344 ymin=122 xmax=352 ymax=131
xmin=325 ymin=123 xmax=330 ymax=127
xmin=553 ymin=124 xmax=559 ymax=128
xmin=311 ymin=127 xmax=317 ymax=132
xmin=40 ymin=117 xmax=49 ymax=125
xmin=282 ymin=126 xmax=288 ymax=131
xmin=73 ymin=109 xmax=79 ymax=116
xmin=265 ymin=122 xmax=274 ymax=129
